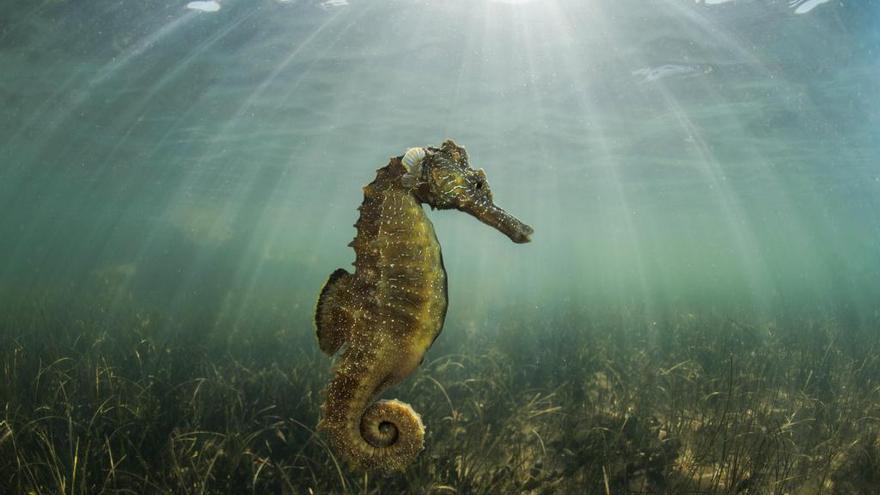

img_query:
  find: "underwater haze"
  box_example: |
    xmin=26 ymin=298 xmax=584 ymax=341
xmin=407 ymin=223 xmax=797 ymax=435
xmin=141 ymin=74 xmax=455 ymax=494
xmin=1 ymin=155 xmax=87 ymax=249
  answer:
xmin=1 ymin=0 xmax=879 ymax=493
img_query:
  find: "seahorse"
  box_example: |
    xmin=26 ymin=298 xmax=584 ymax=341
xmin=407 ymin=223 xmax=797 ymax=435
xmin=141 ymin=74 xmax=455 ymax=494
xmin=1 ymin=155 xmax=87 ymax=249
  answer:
xmin=314 ymin=139 xmax=533 ymax=473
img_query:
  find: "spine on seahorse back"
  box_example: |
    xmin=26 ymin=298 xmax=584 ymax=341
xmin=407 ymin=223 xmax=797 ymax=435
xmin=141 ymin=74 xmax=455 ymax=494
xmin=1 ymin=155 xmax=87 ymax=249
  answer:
xmin=316 ymin=158 xmax=446 ymax=473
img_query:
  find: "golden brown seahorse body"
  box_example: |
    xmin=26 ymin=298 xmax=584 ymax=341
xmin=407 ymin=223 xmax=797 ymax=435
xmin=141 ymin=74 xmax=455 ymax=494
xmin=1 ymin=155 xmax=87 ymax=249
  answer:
xmin=315 ymin=140 xmax=533 ymax=473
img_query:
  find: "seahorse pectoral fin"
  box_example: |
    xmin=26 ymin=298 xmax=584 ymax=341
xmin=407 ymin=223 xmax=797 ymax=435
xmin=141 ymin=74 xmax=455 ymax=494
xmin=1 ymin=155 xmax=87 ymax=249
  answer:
xmin=315 ymin=268 xmax=354 ymax=355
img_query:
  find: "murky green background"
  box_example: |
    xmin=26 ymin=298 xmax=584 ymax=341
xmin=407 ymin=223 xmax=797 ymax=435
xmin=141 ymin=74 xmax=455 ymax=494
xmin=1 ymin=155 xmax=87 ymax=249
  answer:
xmin=1 ymin=0 xmax=878 ymax=331
xmin=2 ymin=2 xmax=880 ymax=493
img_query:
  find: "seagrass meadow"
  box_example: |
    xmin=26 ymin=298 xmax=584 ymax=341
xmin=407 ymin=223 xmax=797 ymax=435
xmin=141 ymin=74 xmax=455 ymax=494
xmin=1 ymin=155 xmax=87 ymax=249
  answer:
xmin=1 ymin=0 xmax=879 ymax=494
xmin=2 ymin=289 xmax=880 ymax=494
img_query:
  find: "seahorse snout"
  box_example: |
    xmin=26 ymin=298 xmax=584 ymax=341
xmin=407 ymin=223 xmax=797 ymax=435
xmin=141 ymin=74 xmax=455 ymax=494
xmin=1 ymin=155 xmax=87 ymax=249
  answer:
xmin=462 ymin=200 xmax=533 ymax=243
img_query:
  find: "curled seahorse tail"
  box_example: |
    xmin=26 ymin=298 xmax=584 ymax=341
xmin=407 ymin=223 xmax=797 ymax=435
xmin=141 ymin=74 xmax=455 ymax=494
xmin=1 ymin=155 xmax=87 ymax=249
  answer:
xmin=361 ymin=399 xmax=425 ymax=471
xmin=320 ymin=400 xmax=425 ymax=473
xmin=318 ymin=367 xmax=425 ymax=473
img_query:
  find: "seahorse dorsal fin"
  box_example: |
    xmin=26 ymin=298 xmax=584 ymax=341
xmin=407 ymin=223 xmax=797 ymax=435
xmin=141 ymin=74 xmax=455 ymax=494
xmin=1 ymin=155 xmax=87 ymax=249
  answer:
xmin=315 ymin=268 xmax=353 ymax=355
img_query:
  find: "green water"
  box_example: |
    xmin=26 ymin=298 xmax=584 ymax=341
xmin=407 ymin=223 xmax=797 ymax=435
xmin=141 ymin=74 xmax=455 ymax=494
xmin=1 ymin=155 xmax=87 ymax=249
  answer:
xmin=1 ymin=0 xmax=879 ymax=493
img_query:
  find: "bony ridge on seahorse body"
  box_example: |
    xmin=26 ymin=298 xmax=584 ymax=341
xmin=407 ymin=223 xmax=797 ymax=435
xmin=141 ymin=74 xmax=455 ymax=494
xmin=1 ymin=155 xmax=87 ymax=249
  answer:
xmin=314 ymin=139 xmax=533 ymax=473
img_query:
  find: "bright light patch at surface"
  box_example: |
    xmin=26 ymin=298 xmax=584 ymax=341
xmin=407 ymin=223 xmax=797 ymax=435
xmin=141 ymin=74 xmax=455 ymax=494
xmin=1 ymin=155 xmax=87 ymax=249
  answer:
xmin=186 ymin=1 xmax=220 ymax=12
xmin=488 ymin=0 xmax=544 ymax=4
xmin=699 ymin=0 xmax=831 ymax=14
xmin=791 ymin=0 xmax=830 ymax=14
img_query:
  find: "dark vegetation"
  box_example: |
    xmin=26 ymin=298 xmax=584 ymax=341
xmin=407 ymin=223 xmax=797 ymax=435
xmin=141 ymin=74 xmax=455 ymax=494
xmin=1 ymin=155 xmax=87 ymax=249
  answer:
xmin=1 ymin=291 xmax=879 ymax=494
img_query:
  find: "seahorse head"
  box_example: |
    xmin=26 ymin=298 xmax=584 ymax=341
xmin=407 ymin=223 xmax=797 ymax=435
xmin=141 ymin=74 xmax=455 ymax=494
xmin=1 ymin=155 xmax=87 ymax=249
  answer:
xmin=405 ymin=139 xmax=533 ymax=244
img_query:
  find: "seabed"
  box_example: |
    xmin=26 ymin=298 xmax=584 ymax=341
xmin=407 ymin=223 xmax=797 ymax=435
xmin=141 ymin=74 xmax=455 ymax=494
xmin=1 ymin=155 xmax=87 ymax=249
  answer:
xmin=1 ymin=289 xmax=878 ymax=494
